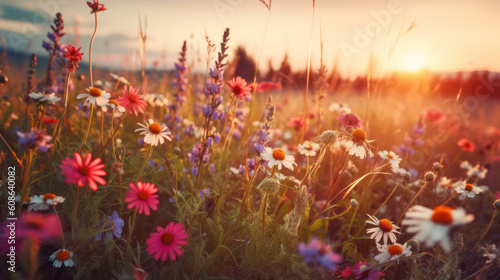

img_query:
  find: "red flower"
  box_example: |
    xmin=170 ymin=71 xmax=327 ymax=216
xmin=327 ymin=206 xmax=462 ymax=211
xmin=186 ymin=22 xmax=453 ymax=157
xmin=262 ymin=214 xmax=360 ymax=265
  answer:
xmin=63 ymin=45 xmax=84 ymax=72
xmin=457 ymin=138 xmax=475 ymax=152
xmin=227 ymin=77 xmax=252 ymax=99
xmin=286 ymin=117 xmax=305 ymax=131
xmin=42 ymin=118 xmax=58 ymax=124
xmin=117 ymin=85 xmax=148 ymax=116
xmin=87 ymin=0 xmax=106 ymax=13
xmin=424 ymin=108 xmax=445 ymax=123
xmin=256 ymin=81 xmax=281 ymax=93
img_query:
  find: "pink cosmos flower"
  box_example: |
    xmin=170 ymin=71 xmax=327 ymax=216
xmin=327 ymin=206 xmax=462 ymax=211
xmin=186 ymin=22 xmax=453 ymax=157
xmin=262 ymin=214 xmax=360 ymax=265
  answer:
xmin=227 ymin=77 xmax=252 ymax=99
xmin=146 ymin=222 xmax=188 ymax=261
xmin=125 ymin=182 xmax=159 ymax=215
xmin=117 ymin=85 xmax=148 ymax=116
xmin=60 ymin=152 xmax=107 ymax=191
xmin=337 ymin=112 xmax=363 ymax=130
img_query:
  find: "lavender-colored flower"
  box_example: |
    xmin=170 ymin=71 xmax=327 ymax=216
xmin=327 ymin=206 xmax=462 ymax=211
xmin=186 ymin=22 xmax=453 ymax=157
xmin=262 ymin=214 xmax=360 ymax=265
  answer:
xmin=168 ymin=197 xmax=175 ymax=204
xmin=42 ymin=41 xmax=53 ymax=51
xmin=16 ymin=128 xmax=53 ymax=152
xmin=203 ymin=105 xmax=212 ymax=116
xmin=297 ymin=237 xmax=342 ymax=272
xmin=341 ymin=260 xmax=385 ymax=280
xmin=94 ymin=211 xmax=124 ymax=243
xmin=336 ymin=113 xmax=363 ymax=130
xmin=200 ymin=188 xmax=210 ymax=198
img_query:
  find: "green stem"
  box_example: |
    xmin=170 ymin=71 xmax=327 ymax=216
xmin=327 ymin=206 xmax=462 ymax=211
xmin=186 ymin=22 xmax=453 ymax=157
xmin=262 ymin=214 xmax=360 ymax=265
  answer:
xmin=240 ymin=161 xmax=262 ymax=213
xmin=17 ymin=149 xmax=33 ymax=215
xmin=89 ymin=13 xmax=98 ymax=87
xmin=72 ymin=185 xmax=80 ymax=250
xmin=96 ymin=114 xmax=126 ymax=157
xmin=396 ymin=180 xmax=431 ymax=226
xmin=471 ymin=208 xmax=498 ymax=253
xmin=125 ymin=209 xmax=138 ymax=252
xmin=79 ymin=104 xmax=94 ymax=153
xmin=53 ymin=206 xmax=66 ymax=249
xmin=54 ymin=72 xmax=72 ymax=142
xmin=136 ymin=144 xmax=152 ymax=181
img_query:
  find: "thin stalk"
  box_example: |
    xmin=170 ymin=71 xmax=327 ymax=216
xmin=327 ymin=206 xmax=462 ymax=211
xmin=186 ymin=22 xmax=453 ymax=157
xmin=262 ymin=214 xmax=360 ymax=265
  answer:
xmin=110 ymin=116 xmax=118 ymax=162
xmin=373 ymin=178 xmax=404 ymax=216
xmin=53 ymin=206 xmax=66 ymax=249
xmin=96 ymin=114 xmax=126 ymax=157
xmin=125 ymin=209 xmax=138 ymax=251
xmin=100 ymin=108 xmax=105 ymax=151
xmin=89 ymin=13 xmax=98 ymax=87
xmin=72 ymin=185 xmax=80 ymax=250
xmin=240 ymin=161 xmax=262 ymax=213
xmin=442 ymin=192 xmax=458 ymax=206
xmin=396 ymin=180 xmax=431 ymax=226
xmin=136 ymin=144 xmax=152 ymax=181
xmin=79 ymin=104 xmax=94 ymax=153
xmin=346 ymin=203 xmax=359 ymax=238
xmin=54 ymin=72 xmax=72 ymax=141
xmin=301 ymin=0 xmax=316 ymax=142
xmin=17 ymin=149 xmax=33 ymax=215
xmin=471 ymin=208 xmax=498 ymax=253
xmin=0 ymin=131 xmax=23 ymax=168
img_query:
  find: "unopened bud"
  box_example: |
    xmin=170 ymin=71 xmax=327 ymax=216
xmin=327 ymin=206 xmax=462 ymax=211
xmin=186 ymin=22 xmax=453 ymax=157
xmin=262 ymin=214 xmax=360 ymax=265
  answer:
xmin=424 ymin=171 xmax=436 ymax=182
xmin=173 ymin=147 xmax=181 ymax=155
xmin=494 ymin=199 xmax=500 ymax=210
xmin=350 ymin=199 xmax=358 ymax=207
xmin=432 ymin=162 xmax=443 ymax=171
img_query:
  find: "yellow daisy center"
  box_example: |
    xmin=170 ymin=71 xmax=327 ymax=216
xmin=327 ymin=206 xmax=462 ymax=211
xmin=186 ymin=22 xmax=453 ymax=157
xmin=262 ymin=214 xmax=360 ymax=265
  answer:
xmin=431 ymin=206 xmax=453 ymax=225
xmin=108 ymin=99 xmax=120 ymax=107
xmin=378 ymin=219 xmax=393 ymax=232
xmin=88 ymin=87 xmax=102 ymax=97
xmin=388 ymin=244 xmax=402 ymax=256
xmin=56 ymin=250 xmax=70 ymax=261
xmin=387 ymin=153 xmax=394 ymax=159
xmin=161 ymin=232 xmax=174 ymax=245
xmin=465 ymin=184 xmax=474 ymax=192
xmin=137 ymin=191 xmax=150 ymax=201
xmin=43 ymin=193 xmax=56 ymax=201
xmin=148 ymin=123 xmax=162 ymax=135
xmin=272 ymin=149 xmax=286 ymax=161
xmin=352 ymin=129 xmax=367 ymax=141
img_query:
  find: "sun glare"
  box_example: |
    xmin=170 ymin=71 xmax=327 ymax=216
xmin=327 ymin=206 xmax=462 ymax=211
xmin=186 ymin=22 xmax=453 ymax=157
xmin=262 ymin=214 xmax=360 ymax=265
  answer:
xmin=400 ymin=52 xmax=428 ymax=72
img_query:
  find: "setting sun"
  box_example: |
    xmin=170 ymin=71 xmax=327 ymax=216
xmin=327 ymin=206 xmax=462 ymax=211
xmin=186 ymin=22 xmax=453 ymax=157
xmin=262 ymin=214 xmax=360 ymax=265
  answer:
xmin=400 ymin=52 xmax=428 ymax=72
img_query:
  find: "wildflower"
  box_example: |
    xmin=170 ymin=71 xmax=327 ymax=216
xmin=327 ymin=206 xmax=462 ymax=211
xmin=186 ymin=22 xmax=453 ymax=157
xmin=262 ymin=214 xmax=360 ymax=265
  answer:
xmin=227 ymin=77 xmax=252 ymax=99
xmin=297 ymin=141 xmax=320 ymax=156
xmin=29 ymin=92 xmax=61 ymax=105
xmin=432 ymin=162 xmax=443 ymax=171
xmin=366 ymin=215 xmax=400 ymax=245
xmin=63 ymin=45 xmax=84 ymax=72
xmin=28 ymin=194 xmax=65 ymax=211
xmin=146 ymin=222 xmax=188 ymax=261
xmin=133 ymin=264 xmax=150 ymax=280
xmin=256 ymin=81 xmax=281 ymax=93
xmin=423 ymin=108 xmax=444 ymax=123
xmin=103 ymin=99 xmax=126 ymax=113
xmin=109 ymin=73 xmax=129 ymax=85
xmin=436 ymin=176 xmax=453 ymax=194
xmin=402 ymin=205 xmax=474 ymax=251
xmin=297 ymin=237 xmax=342 ymax=271
xmin=482 ymin=244 xmax=499 ymax=265
xmin=117 ymin=85 xmax=148 ymax=116
xmin=16 ymin=128 xmax=53 ymax=152
xmin=460 ymin=161 xmax=488 ymax=179
xmin=337 ymin=112 xmax=362 ymax=130
xmin=312 ymin=130 xmax=338 ymax=150
xmin=17 ymin=212 xmax=61 ymax=241
xmin=328 ymin=102 xmax=351 ymax=114
xmin=424 ymin=171 xmax=436 ymax=182
xmin=77 ymin=87 xmax=111 ymax=106
xmin=144 ymin=93 xmax=168 ymax=107
xmin=350 ymin=199 xmax=359 ymax=207
xmin=378 ymin=150 xmax=402 ymax=168
xmin=452 ymin=181 xmax=484 ymax=199
xmin=125 ymin=182 xmax=159 ymax=216
xmin=286 ymin=117 xmax=305 ymax=131
xmin=87 ymin=0 xmax=106 ymax=13
xmin=200 ymin=188 xmax=210 ymax=198
xmin=95 ymin=211 xmax=124 ymax=242
xmin=49 ymin=248 xmax=75 ymax=267
xmin=136 ymin=119 xmax=172 ymax=146
xmin=339 ymin=129 xmax=374 ymax=159
xmin=341 ymin=260 xmax=385 ymax=280
xmin=261 ymin=147 xmax=297 ymax=171
xmin=41 ymin=118 xmax=58 ymax=124
xmin=257 ymin=177 xmax=280 ymax=196
xmin=457 ymin=138 xmax=475 ymax=152
xmin=59 ymin=152 xmax=107 ymax=191
xmin=374 ymin=243 xmax=412 ymax=263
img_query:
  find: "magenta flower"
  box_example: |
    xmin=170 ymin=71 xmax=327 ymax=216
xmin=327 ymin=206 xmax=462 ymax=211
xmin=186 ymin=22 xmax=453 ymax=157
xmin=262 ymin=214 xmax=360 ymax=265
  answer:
xmin=63 ymin=45 xmax=84 ymax=72
xmin=337 ymin=112 xmax=363 ymax=130
xmin=146 ymin=222 xmax=188 ymax=261
xmin=341 ymin=261 xmax=385 ymax=280
xmin=125 ymin=182 xmax=159 ymax=215
xmin=87 ymin=0 xmax=106 ymax=13
xmin=117 ymin=85 xmax=148 ymax=116
xmin=60 ymin=152 xmax=107 ymax=191
xmin=227 ymin=77 xmax=252 ymax=99
xmin=256 ymin=81 xmax=282 ymax=93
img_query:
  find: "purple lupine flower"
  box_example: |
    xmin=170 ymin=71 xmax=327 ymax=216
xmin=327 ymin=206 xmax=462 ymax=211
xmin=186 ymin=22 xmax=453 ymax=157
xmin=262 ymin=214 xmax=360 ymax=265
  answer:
xmin=168 ymin=197 xmax=175 ymax=204
xmin=203 ymin=105 xmax=212 ymax=116
xmin=16 ymin=128 xmax=53 ymax=152
xmin=336 ymin=112 xmax=363 ymax=130
xmin=191 ymin=167 xmax=198 ymax=176
xmin=94 ymin=211 xmax=124 ymax=243
xmin=214 ymin=133 xmax=221 ymax=144
xmin=297 ymin=237 xmax=342 ymax=272
xmin=207 ymin=137 xmax=213 ymax=147
xmin=200 ymin=188 xmax=210 ymax=198
xmin=42 ymin=41 xmax=53 ymax=51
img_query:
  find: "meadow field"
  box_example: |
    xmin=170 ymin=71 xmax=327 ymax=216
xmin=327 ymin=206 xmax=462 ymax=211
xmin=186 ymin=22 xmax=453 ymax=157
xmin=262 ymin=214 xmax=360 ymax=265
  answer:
xmin=1 ymin=0 xmax=500 ymax=279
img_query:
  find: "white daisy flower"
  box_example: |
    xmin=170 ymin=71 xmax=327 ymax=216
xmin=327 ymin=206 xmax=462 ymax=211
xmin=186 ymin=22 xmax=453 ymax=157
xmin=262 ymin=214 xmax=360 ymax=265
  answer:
xmin=29 ymin=92 xmax=61 ymax=105
xmin=378 ymin=150 xmax=402 ymax=168
xmin=49 ymin=249 xmax=74 ymax=268
xmin=144 ymin=93 xmax=169 ymax=107
xmin=374 ymin=243 xmax=412 ymax=263
xmin=135 ymin=119 xmax=172 ymax=146
xmin=482 ymin=244 xmax=499 ymax=265
xmin=297 ymin=141 xmax=320 ymax=157
xmin=402 ymin=205 xmax=474 ymax=251
xmin=460 ymin=161 xmax=488 ymax=179
xmin=452 ymin=181 xmax=484 ymax=199
xmin=261 ymin=147 xmax=297 ymax=171
xmin=366 ymin=215 xmax=400 ymax=245
xmin=102 ymin=99 xmax=126 ymax=113
xmin=28 ymin=193 xmax=65 ymax=211
xmin=436 ymin=177 xmax=453 ymax=194
xmin=230 ymin=167 xmax=240 ymax=174
xmin=109 ymin=73 xmax=130 ymax=85
xmin=328 ymin=102 xmax=351 ymax=114
xmin=77 ymin=87 xmax=111 ymax=106
xmin=338 ymin=129 xmax=374 ymax=159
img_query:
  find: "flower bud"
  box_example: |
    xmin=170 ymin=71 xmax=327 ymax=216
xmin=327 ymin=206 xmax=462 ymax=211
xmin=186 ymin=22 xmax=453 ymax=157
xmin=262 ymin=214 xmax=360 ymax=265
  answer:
xmin=432 ymin=162 xmax=443 ymax=171
xmin=257 ymin=177 xmax=280 ymax=196
xmin=403 ymin=172 xmax=412 ymax=182
xmin=494 ymin=199 xmax=500 ymax=210
xmin=350 ymin=199 xmax=358 ymax=207
xmin=424 ymin=171 xmax=436 ymax=182
xmin=173 ymin=147 xmax=181 ymax=155
xmin=407 ymin=239 xmax=420 ymax=254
